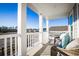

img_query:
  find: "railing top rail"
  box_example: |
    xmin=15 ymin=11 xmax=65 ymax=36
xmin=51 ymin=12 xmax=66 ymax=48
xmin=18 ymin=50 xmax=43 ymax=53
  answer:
xmin=26 ymin=32 xmax=39 ymax=35
xmin=0 ymin=32 xmax=39 ymax=39
xmin=0 ymin=34 xmax=18 ymax=39
xmin=49 ymin=31 xmax=68 ymax=32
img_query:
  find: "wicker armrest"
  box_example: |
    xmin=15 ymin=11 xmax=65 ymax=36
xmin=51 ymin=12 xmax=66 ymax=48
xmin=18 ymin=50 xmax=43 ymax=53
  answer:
xmin=57 ymin=47 xmax=79 ymax=56
xmin=51 ymin=46 xmax=79 ymax=56
xmin=51 ymin=46 xmax=68 ymax=56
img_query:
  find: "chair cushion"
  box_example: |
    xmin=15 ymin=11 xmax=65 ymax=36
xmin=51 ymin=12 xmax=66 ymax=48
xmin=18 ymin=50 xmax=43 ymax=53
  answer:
xmin=66 ymin=39 xmax=79 ymax=50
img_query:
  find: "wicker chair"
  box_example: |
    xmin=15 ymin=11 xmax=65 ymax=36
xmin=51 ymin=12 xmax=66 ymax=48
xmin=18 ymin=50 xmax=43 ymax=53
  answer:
xmin=51 ymin=46 xmax=79 ymax=56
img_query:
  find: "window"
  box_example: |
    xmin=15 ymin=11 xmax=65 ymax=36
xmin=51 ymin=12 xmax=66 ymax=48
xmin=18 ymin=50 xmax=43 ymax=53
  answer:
xmin=73 ymin=4 xmax=77 ymax=22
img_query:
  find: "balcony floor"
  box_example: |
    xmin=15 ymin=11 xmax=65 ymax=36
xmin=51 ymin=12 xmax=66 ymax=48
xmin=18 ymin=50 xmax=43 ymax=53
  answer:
xmin=34 ymin=43 xmax=53 ymax=56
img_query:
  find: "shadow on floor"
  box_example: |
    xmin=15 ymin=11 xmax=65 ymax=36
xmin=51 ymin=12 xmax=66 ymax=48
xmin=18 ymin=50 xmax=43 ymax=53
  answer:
xmin=34 ymin=44 xmax=48 ymax=56
xmin=33 ymin=43 xmax=54 ymax=56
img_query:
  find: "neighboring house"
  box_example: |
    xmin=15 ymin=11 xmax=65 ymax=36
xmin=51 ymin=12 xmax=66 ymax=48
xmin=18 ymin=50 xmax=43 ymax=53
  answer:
xmin=49 ymin=26 xmax=68 ymax=37
xmin=49 ymin=26 xmax=68 ymax=31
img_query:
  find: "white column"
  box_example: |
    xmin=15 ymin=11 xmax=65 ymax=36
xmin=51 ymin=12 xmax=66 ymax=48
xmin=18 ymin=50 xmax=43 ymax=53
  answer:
xmin=46 ymin=17 xmax=49 ymax=43
xmin=17 ymin=3 xmax=27 ymax=56
xmin=77 ymin=4 xmax=79 ymax=38
xmin=39 ymin=14 xmax=43 ymax=47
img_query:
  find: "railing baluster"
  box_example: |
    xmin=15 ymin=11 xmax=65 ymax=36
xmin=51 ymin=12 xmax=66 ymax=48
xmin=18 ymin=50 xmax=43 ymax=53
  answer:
xmin=29 ymin=35 xmax=31 ymax=47
xmin=10 ymin=37 xmax=12 ymax=56
xmin=35 ymin=34 xmax=36 ymax=43
xmin=31 ymin=35 xmax=32 ymax=47
xmin=34 ymin=35 xmax=35 ymax=44
xmin=29 ymin=34 xmax=30 ymax=47
xmin=15 ymin=37 xmax=17 ymax=56
xmin=30 ymin=35 xmax=31 ymax=47
xmin=32 ymin=35 xmax=33 ymax=47
xmin=28 ymin=35 xmax=30 ymax=48
xmin=32 ymin=35 xmax=34 ymax=47
xmin=29 ymin=34 xmax=31 ymax=47
xmin=31 ymin=34 xmax=33 ymax=47
xmin=4 ymin=38 xmax=7 ymax=56
xmin=27 ymin=35 xmax=28 ymax=47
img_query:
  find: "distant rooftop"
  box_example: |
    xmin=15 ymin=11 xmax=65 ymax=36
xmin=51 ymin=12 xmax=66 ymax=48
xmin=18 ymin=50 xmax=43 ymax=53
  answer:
xmin=49 ymin=26 xmax=68 ymax=31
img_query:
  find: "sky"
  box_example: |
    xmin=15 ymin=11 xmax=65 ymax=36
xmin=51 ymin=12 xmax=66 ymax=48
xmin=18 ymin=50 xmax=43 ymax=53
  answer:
xmin=0 ymin=3 xmax=17 ymax=27
xmin=49 ymin=17 xmax=68 ymax=27
xmin=0 ymin=3 xmax=68 ymax=29
xmin=27 ymin=6 xmax=39 ymax=29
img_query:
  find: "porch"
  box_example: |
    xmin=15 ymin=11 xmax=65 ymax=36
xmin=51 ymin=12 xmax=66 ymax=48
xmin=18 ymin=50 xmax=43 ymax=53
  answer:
xmin=0 ymin=3 xmax=79 ymax=56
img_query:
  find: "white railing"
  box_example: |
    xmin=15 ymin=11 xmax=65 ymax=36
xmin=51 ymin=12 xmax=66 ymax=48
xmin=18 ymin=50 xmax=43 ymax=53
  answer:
xmin=0 ymin=34 xmax=18 ymax=56
xmin=26 ymin=32 xmax=39 ymax=50
xmin=0 ymin=32 xmax=39 ymax=56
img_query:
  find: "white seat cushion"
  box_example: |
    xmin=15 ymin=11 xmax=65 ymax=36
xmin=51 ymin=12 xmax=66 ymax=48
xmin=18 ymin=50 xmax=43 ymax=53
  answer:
xmin=66 ymin=39 xmax=79 ymax=50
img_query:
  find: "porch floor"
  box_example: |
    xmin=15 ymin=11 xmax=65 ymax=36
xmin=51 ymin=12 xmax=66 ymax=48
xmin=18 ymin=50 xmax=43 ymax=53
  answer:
xmin=34 ymin=43 xmax=53 ymax=56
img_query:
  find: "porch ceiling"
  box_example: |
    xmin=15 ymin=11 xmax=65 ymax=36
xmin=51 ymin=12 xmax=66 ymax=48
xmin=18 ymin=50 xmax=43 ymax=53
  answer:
xmin=28 ymin=3 xmax=74 ymax=19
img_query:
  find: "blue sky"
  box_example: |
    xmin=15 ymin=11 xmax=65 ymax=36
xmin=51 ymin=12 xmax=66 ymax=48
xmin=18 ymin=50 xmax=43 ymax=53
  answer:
xmin=0 ymin=3 xmax=17 ymax=27
xmin=27 ymin=6 xmax=39 ymax=29
xmin=0 ymin=3 xmax=68 ymax=29
xmin=49 ymin=17 xmax=68 ymax=27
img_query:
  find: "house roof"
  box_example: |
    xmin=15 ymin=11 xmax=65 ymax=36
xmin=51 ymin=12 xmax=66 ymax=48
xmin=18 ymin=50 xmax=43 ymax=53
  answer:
xmin=49 ymin=26 xmax=68 ymax=31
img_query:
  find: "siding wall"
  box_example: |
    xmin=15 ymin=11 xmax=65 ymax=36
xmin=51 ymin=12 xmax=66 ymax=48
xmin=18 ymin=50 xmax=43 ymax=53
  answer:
xmin=69 ymin=4 xmax=79 ymax=40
